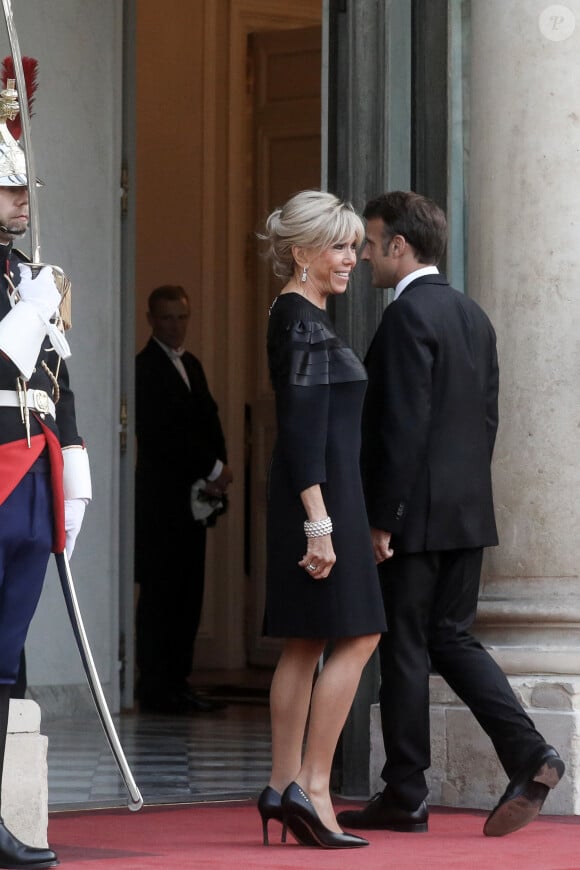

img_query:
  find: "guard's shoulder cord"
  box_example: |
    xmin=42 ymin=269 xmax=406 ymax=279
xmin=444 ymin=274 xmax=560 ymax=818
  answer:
xmin=41 ymin=358 xmax=60 ymax=404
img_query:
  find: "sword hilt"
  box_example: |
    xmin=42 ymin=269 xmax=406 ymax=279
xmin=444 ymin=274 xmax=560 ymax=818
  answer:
xmin=28 ymin=263 xmax=72 ymax=330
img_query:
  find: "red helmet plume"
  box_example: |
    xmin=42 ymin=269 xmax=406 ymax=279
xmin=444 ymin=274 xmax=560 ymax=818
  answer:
xmin=1 ymin=55 xmax=38 ymax=140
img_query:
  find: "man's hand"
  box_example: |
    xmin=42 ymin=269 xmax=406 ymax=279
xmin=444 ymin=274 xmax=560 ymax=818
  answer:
xmin=205 ymin=464 xmax=233 ymax=496
xmin=370 ymin=527 xmax=394 ymax=563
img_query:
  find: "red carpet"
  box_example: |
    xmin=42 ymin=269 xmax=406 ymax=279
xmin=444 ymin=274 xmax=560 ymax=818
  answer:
xmin=49 ymin=801 xmax=580 ymax=869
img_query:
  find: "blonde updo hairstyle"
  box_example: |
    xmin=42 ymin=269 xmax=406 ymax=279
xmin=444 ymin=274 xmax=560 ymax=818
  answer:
xmin=262 ymin=190 xmax=365 ymax=280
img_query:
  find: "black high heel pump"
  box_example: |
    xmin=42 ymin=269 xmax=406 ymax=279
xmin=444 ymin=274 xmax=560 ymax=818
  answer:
xmin=257 ymin=786 xmax=287 ymax=845
xmin=281 ymin=782 xmax=369 ymax=849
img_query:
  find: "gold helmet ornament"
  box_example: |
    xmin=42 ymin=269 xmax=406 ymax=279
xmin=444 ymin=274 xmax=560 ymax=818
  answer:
xmin=0 ymin=79 xmax=27 ymax=185
xmin=0 ymin=78 xmax=42 ymax=187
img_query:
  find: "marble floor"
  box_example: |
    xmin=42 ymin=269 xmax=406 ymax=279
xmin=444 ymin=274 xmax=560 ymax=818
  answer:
xmin=43 ymin=678 xmax=273 ymax=811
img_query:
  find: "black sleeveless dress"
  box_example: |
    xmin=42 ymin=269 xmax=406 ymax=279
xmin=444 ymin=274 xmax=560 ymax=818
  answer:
xmin=265 ymin=293 xmax=387 ymax=638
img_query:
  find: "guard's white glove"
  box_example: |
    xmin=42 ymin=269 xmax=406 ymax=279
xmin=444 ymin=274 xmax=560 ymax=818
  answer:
xmin=64 ymin=498 xmax=87 ymax=558
xmin=18 ymin=264 xmax=71 ymax=359
xmin=18 ymin=264 xmax=61 ymax=319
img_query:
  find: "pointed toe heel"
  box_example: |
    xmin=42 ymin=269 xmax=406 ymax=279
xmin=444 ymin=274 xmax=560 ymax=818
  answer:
xmin=257 ymin=786 xmax=287 ymax=845
xmin=281 ymin=782 xmax=368 ymax=849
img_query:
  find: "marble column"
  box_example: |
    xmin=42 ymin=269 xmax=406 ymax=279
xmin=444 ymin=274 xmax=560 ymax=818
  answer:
xmin=456 ymin=0 xmax=580 ymax=813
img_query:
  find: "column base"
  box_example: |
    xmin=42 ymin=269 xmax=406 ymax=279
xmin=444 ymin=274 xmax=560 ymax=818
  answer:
xmin=1 ymin=700 xmax=49 ymax=848
xmin=370 ymin=675 xmax=580 ymax=814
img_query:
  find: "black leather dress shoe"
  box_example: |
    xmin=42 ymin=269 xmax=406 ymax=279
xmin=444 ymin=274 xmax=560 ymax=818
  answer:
xmin=336 ymin=789 xmax=428 ymax=832
xmin=484 ymin=745 xmax=565 ymax=837
xmin=0 ymin=819 xmax=58 ymax=868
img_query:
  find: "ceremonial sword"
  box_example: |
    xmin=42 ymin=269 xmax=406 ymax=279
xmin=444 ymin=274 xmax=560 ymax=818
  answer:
xmin=1 ymin=0 xmax=143 ymax=812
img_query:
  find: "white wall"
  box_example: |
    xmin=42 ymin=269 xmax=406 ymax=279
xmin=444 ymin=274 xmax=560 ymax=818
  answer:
xmin=0 ymin=1 xmax=123 ymax=710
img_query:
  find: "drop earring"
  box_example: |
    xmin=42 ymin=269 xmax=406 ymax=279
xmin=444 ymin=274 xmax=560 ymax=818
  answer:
xmin=301 ymin=266 xmax=308 ymax=283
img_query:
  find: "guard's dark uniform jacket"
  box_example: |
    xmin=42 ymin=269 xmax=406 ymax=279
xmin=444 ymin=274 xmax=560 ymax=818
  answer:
xmin=0 ymin=244 xmax=84 ymax=551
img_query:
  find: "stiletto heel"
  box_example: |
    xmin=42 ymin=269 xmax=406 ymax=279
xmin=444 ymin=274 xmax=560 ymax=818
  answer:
xmin=281 ymin=782 xmax=369 ymax=849
xmin=257 ymin=786 xmax=287 ymax=845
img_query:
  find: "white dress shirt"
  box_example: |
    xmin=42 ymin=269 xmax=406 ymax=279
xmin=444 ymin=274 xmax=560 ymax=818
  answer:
xmin=153 ymin=337 xmax=190 ymax=387
xmin=394 ymin=266 xmax=439 ymax=301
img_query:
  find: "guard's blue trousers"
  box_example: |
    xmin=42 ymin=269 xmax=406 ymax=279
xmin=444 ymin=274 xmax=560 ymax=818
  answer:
xmin=0 ymin=470 xmax=52 ymax=683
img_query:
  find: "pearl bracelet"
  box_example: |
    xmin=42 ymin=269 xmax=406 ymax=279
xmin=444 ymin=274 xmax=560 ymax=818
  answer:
xmin=304 ymin=516 xmax=333 ymax=537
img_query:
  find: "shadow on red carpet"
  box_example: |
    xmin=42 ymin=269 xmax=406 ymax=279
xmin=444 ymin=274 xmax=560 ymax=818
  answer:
xmin=48 ymin=800 xmax=580 ymax=869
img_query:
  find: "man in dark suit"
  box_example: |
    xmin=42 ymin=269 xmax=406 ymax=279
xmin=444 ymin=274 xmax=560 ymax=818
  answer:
xmin=337 ymin=192 xmax=563 ymax=837
xmin=135 ymin=285 xmax=232 ymax=714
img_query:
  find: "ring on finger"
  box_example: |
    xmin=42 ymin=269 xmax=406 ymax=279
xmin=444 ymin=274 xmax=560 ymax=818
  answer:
xmin=306 ymin=563 xmax=317 ymax=571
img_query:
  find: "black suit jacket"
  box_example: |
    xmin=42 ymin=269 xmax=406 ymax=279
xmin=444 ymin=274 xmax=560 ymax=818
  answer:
xmin=135 ymin=338 xmax=227 ymax=505
xmin=361 ymin=274 xmax=499 ymax=554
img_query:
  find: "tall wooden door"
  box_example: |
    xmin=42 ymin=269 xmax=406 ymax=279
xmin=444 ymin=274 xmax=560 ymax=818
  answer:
xmin=246 ymin=26 xmax=322 ymax=667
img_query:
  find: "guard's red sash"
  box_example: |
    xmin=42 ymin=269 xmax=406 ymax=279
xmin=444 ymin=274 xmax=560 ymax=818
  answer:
xmin=0 ymin=421 xmax=65 ymax=553
xmin=0 ymin=434 xmax=45 ymax=504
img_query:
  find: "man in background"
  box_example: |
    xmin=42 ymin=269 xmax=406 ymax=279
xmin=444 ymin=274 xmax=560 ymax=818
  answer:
xmin=337 ymin=191 xmax=563 ymax=838
xmin=135 ymin=285 xmax=232 ymax=714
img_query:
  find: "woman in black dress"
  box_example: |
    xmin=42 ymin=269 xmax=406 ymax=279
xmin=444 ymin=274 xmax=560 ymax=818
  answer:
xmin=258 ymin=191 xmax=387 ymax=849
